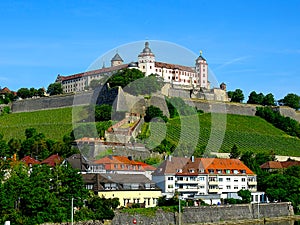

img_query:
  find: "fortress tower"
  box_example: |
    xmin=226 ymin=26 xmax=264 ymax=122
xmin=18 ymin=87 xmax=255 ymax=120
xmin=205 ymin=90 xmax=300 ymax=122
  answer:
xmin=195 ymin=51 xmax=209 ymax=89
xmin=138 ymin=42 xmax=156 ymax=76
xmin=111 ymin=52 xmax=124 ymax=67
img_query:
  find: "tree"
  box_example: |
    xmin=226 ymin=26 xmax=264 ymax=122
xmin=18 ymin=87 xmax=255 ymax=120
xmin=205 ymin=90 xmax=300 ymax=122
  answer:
xmin=279 ymin=93 xmax=300 ymax=110
xmin=262 ymin=93 xmax=275 ymax=106
xmin=228 ymin=89 xmax=244 ymax=103
xmin=106 ymin=68 xmax=145 ymax=88
xmin=125 ymin=74 xmax=164 ymax=96
xmin=144 ymin=105 xmax=168 ymax=122
xmin=247 ymin=91 xmax=264 ymax=105
xmin=229 ymin=144 xmax=240 ymax=159
xmin=17 ymin=88 xmax=31 ymax=99
xmin=47 ymin=83 xmax=63 ymax=96
xmin=237 ymin=189 xmax=251 ymax=203
xmin=95 ymin=104 xmax=112 ymax=121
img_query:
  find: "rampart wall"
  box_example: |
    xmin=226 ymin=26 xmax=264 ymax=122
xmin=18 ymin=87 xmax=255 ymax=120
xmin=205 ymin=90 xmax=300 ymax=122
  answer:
xmin=11 ymin=89 xmax=300 ymax=123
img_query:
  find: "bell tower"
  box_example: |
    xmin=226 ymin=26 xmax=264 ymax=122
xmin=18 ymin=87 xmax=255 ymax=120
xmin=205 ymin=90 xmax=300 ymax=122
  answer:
xmin=195 ymin=51 xmax=209 ymax=88
xmin=138 ymin=42 xmax=155 ymax=76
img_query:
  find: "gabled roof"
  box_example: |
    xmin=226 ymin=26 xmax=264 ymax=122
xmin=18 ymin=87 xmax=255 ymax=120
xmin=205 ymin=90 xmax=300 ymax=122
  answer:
xmin=200 ymin=158 xmax=254 ymax=175
xmin=155 ymin=62 xmax=194 ymax=73
xmin=65 ymin=153 xmax=91 ymax=171
xmin=20 ymin=156 xmax=41 ymax=166
xmin=93 ymin=155 xmax=156 ymax=172
xmin=260 ymin=160 xmax=300 ymax=169
xmin=260 ymin=161 xmax=283 ymax=169
xmin=41 ymin=154 xmax=62 ymax=167
xmin=152 ymin=157 xmax=189 ymax=176
xmin=111 ymin=53 xmax=123 ymax=62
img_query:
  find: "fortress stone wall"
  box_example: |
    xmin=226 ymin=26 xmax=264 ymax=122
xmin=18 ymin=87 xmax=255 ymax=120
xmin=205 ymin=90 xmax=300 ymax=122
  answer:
xmin=11 ymin=87 xmax=300 ymax=123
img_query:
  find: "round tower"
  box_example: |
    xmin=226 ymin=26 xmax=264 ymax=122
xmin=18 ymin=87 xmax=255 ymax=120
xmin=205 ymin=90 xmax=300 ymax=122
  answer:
xmin=195 ymin=51 xmax=209 ymax=88
xmin=138 ymin=42 xmax=155 ymax=76
xmin=111 ymin=52 xmax=123 ymax=67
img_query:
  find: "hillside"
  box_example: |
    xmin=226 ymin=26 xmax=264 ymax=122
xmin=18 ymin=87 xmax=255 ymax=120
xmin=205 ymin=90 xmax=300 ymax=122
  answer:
xmin=146 ymin=113 xmax=300 ymax=157
xmin=0 ymin=107 xmax=73 ymax=141
xmin=0 ymin=108 xmax=299 ymax=156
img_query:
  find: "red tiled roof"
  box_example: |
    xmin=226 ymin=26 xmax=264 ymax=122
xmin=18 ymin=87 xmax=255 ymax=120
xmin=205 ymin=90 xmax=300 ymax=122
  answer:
xmin=93 ymin=155 xmax=155 ymax=172
xmin=21 ymin=156 xmax=41 ymax=166
xmin=58 ymin=64 xmax=129 ymax=82
xmin=260 ymin=161 xmax=283 ymax=169
xmin=200 ymin=158 xmax=254 ymax=175
xmin=280 ymin=161 xmax=300 ymax=168
xmin=155 ymin=62 xmax=195 ymax=73
xmin=260 ymin=160 xmax=300 ymax=169
xmin=41 ymin=154 xmax=62 ymax=167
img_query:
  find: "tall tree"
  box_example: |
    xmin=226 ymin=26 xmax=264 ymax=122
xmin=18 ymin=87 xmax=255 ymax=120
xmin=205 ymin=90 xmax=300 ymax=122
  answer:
xmin=279 ymin=93 xmax=300 ymax=110
xmin=228 ymin=89 xmax=244 ymax=103
xmin=247 ymin=91 xmax=264 ymax=105
xmin=229 ymin=144 xmax=240 ymax=159
xmin=47 ymin=83 xmax=63 ymax=96
xmin=262 ymin=93 xmax=275 ymax=106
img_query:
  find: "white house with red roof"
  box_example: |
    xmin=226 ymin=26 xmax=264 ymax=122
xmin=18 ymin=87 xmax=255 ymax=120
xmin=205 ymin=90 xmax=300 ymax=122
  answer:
xmin=153 ymin=156 xmax=261 ymax=204
xmin=93 ymin=155 xmax=156 ymax=179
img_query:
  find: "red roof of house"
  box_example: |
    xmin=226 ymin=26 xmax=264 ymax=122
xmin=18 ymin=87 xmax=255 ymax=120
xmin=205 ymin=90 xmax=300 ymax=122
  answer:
xmin=21 ymin=156 xmax=41 ymax=166
xmin=93 ymin=155 xmax=155 ymax=172
xmin=260 ymin=160 xmax=300 ymax=169
xmin=260 ymin=161 xmax=283 ymax=169
xmin=41 ymin=154 xmax=62 ymax=167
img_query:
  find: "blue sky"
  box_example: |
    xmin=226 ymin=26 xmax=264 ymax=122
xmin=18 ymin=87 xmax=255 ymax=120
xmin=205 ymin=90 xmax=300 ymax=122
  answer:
xmin=0 ymin=0 xmax=299 ymax=100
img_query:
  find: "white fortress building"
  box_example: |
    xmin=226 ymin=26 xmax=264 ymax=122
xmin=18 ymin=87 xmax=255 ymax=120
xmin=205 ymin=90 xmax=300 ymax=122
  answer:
xmin=56 ymin=42 xmax=210 ymax=93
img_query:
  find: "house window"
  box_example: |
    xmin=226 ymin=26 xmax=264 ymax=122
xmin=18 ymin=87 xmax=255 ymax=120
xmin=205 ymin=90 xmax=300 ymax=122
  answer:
xmin=234 ymin=179 xmax=238 ymax=182
xmin=234 ymin=186 xmax=238 ymax=189
xmin=168 ymin=184 xmax=174 ymax=188
xmin=226 ymin=185 xmax=231 ymax=189
xmin=168 ymin=177 xmax=174 ymax=180
xmin=241 ymin=178 xmax=246 ymax=182
xmin=226 ymin=178 xmax=231 ymax=182
xmin=198 ymin=177 xmax=205 ymax=181
xmin=219 ymin=178 xmax=223 ymax=182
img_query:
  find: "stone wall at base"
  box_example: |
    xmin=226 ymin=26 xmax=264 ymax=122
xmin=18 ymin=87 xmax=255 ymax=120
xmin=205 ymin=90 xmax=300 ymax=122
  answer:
xmin=111 ymin=202 xmax=293 ymax=225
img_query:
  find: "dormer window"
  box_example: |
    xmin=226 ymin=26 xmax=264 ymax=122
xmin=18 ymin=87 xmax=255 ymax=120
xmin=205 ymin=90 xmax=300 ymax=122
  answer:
xmin=208 ymin=169 xmax=214 ymax=174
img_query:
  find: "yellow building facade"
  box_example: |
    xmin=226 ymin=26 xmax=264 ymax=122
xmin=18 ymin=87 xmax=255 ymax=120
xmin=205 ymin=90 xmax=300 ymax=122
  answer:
xmin=98 ymin=189 xmax=162 ymax=208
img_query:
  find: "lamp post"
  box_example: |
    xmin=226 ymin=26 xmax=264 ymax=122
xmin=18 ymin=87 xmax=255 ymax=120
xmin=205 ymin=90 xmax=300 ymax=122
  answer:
xmin=178 ymin=197 xmax=181 ymax=225
xmin=71 ymin=197 xmax=74 ymax=225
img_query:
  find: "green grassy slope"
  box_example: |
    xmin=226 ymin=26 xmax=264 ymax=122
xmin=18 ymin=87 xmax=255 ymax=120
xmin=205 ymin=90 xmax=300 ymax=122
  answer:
xmin=153 ymin=113 xmax=300 ymax=156
xmin=0 ymin=107 xmax=73 ymax=141
xmin=0 ymin=108 xmax=299 ymax=156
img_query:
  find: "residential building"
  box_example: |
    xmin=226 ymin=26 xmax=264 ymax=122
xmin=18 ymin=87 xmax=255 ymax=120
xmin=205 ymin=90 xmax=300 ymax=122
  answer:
xmin=82 ymin=173 xmax=161 ymax=208
xmin=152 ymin=156 xmax=189 ymax=198
xmin=20 ymin=156 xmax=41 ymax=167
xmin=153 ymin=156 xmax=259 ymax=204
xmin=93 ymin=155 xmax=156 ymax=179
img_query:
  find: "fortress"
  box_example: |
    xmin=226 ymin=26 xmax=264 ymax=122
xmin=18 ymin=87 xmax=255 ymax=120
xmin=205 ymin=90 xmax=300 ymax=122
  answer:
xmin=55 ymin=42 xmax=228 ymax=101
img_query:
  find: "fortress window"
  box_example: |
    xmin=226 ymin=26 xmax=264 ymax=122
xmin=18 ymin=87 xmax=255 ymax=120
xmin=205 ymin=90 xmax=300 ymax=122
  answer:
xmin=150 ymin=66 xmax=152 ymax=69
xmin=143 ymin=66 xmax=145 ymax=69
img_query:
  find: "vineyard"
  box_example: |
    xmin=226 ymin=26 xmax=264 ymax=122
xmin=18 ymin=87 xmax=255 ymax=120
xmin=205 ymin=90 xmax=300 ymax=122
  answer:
xmin=0 ymin=108 xmax=300 ymax=156
xmin=0 ymin=107 xmax=73 ymax=141
xmin=145 ymin=113 xmax=300 ymax=157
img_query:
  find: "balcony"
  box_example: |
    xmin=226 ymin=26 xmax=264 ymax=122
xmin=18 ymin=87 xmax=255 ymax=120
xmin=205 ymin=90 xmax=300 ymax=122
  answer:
xmin=248 ymin=181 xmax=257 ymax=186
xmin=208 ymin=180 xmax=219 ymax=185
xmin=176 ymin=179 xmax=198 ymax=184
xmin=208 ymin=188 xmax=219 ymax=193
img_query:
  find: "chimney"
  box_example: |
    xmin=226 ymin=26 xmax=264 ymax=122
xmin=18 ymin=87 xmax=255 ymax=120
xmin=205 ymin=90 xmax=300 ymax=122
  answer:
xmin=191 ymin=156 xmax=195 ymax=163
